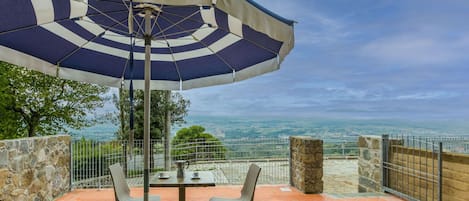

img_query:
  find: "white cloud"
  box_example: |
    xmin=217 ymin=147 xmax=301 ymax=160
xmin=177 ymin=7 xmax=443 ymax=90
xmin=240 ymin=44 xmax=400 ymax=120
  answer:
xmin=396 ymin=91 xmax=458 ymax=100
xmin=360 ymin=33 xmax=469 ymax=67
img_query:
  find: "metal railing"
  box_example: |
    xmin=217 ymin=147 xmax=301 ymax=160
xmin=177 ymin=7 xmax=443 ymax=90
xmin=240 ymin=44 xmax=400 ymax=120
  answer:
xmin=71 ymin=139 xmax=165 ymax=188
xmin=172 ymin=137 xmax=290 ymax=185
xmin=321 ymin=136 xmax=359 ymax=159
xmin=71 ymin=136 xmax=359 ymax=188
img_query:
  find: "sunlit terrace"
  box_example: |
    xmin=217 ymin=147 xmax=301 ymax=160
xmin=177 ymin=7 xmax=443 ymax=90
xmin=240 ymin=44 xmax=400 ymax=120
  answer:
xmin=1 ymin=135 xmax=411 ymax=201
xmin=56 ymin=186 xmax=403 ymax=201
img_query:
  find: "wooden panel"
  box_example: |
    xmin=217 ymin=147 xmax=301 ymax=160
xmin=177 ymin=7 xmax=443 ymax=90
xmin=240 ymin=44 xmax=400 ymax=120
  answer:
xmin=387 ymin=145 xmax=469 ymax=201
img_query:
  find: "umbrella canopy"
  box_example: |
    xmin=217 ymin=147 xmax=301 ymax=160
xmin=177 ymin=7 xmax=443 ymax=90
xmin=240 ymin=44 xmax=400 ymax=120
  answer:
xmin=0 ymin=0 xmax=294 ymax=90
xmin=0 ymin=1 xmax=294 ymax=200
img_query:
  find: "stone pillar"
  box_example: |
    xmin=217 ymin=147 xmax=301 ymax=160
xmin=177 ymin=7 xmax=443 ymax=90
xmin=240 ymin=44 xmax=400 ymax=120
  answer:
xmin=289 ymin=136 xmax=323 ymax=194
xmin=358 ymin=135 xmax=382 ymax=192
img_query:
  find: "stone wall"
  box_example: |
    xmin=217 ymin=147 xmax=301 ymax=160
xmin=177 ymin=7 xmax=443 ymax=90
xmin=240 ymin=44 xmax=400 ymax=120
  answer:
xmin=0 ymin=135 xmax=70 ymax=201
xmin=289 ymin=136 xmax=323 ymax=193
xmin=358 ymin=135 xmax=382 ymax=192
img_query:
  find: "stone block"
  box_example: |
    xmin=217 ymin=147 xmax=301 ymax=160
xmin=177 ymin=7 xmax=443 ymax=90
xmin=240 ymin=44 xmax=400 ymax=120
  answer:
xmin=10 ymin=189 xmax=25 ymax=196
xmin=19 ymin=140 xmax=30 ymax=153
xmin=0 ymin=149 xmax=8 ymax=167
xmin=358 ymin=137 xmax=367 ymax=148
xmin=362 ymin=149 xmax=371 ymax=160
xmin=358 ymin=185 xmax=368 ymax=192
xmin=57 ymin=155 xmax=70 ymax=167
xmin=0 ymin=168 xmax=10 ymax=186
xmin=29 ymin=180 xmax=43 ymax=194
xmin=37 ymin=149 xmax=47 ymax=163
xmin=371 ymin=138 xmax=381 ymax=149
xmin=21 ymin=169 xmax=34 ymax=187
xmin=359 ymin=176 xmax=381 ymax=192
xmin=304 ymin=180 xmax=323 ymax=194
xmin=305 ymin=168 xmax=323 ymax=180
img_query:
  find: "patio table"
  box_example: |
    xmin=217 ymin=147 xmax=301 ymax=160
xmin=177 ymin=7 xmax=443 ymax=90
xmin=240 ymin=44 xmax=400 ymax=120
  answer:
xmin=150 ymin=171 xmax=216 ymax=201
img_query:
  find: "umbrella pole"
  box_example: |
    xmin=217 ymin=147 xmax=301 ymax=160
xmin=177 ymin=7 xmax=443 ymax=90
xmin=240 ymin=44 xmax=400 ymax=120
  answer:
xmin=143 ymin=7 xmax=152 ymax=201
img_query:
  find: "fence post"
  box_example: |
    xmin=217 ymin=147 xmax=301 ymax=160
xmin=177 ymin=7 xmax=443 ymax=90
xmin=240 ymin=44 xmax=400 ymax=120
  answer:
xmin=98 ymin=141 xmax=101 ymax=190
xmin=69 ymin=140 xmax=73 ymax=191
xmin=195 ymin=139 xmax=199 ymax=162
xmin=342 ymin=142 xmax=345 ymax=156
xmin=123 ymin=142 xmax=128 ymax=177
xmin=289 ymin=137 xmax=292 ymax=186
xmin=164 ymin=137 xmax=171 ymax=171
xmin=381 ymin=134 xmax=389 ymax=190
xmin=437 ymin=142 xmax=443 ymax=201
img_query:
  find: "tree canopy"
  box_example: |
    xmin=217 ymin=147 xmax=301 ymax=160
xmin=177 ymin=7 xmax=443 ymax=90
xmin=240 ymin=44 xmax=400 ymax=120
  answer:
xmin=113 ymin=89 xmax=190 ymax=140
xmin=0 ymin=62 xmax=109 ymax=139
xmin=171 ymin=125 xmax=226 ymax=161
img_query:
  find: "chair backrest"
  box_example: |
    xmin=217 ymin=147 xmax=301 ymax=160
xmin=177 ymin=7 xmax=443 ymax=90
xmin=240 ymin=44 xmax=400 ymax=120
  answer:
xmin=240 ymin=164 xmax=261 ymax=201
xmin=109 ymin=163 xmax=131 ymax=201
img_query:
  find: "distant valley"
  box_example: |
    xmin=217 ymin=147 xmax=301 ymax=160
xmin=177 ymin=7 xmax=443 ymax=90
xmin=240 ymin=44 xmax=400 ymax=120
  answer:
xmin=68 ymin=115 xmax=469 ymax=141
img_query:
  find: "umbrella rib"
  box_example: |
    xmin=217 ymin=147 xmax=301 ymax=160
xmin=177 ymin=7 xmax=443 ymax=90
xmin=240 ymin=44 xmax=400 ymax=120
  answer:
xmin=162 ymin=10 xmax=210 ymax=27
xmin=132 ymin=17 xmax=146 ymax=39
xmin=152 ymin=10 xmax=201 ymax=38
xmin=80 ymin=18 xmax=131 ymax=36
xmin=79 ymin=1 xmax=129 ymax=31
xmin=152 ymin=27 xmax=212 ymax=40
xmin=0 ymin=10 xmax=125 ymax=36
xmin=0 ymin=17 xmax=79 ymax=36
xmin=131 ymin=13 xmax=145 ymax=38
xmin=55 ymin=18 xmax=128 ymax=66
xmin=238 ymin=36 xmax=280 ymax=57
xmin=163 ymin=9 xmax=280 ymax=55
xmin=208 ymin=25 xmax=281 ymax=57
xmin=85 ymin=9 xmax=130 ymax=17
xmin=95 ymin=0 xmax=127 ymax=5
xmin=160 ymin=14 xmax=236 ymax=72
xmin=119 ymin=0 xmax=130 ymax=10
xmin=150 ymin=5 xmax=164 ymax=37
xmin=154 ymin=20 xmax=184 ymax=83
xmin=192 ymin=36 xmax=236 ymax=72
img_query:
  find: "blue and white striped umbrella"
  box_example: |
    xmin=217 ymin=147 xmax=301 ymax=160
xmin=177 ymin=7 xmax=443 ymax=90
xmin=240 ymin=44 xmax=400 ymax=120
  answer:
xmin=0 ymin=1 xmax=294 ymax=199
xmin=0 ymin=0 xmax=294 ymax=90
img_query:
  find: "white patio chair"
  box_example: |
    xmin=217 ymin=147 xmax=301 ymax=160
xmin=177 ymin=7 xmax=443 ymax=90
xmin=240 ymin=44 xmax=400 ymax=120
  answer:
xmin=109 ymin=163 xmax=160 ymax=201
xmin=210 ymin=164 xmax=261 ymax=201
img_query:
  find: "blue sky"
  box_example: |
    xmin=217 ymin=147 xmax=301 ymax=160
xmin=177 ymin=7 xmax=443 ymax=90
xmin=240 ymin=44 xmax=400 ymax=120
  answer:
xmin=175 ymin=0 xmax=469 ymax=120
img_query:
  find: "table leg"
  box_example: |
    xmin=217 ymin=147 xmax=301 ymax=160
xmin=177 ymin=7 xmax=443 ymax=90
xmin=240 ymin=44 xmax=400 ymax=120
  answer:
xmin=179 ymin=187 xmax=185 ymax=201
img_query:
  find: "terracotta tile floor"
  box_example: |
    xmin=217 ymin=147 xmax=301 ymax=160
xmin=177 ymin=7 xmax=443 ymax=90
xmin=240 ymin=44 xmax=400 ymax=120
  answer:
xmin=56 ymin=185 xmax=403 ymax=201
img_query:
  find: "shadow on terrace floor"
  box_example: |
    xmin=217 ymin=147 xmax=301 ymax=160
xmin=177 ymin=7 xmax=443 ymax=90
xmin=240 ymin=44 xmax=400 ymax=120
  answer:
xmin=56 ymin=185 xmax=403 ymax=201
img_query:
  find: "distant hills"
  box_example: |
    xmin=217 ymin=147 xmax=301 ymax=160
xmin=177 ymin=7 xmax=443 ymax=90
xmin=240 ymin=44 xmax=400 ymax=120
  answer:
xmin=67 ymin=115 xmax=469 ymax=141
xmin=176 ymin=116 xmax=469 ymax=139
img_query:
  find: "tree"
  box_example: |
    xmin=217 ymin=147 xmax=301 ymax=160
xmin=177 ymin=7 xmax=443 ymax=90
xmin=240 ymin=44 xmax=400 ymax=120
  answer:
xmin=171 ymin=125 xmax=226 ymax=162
xmin=113 ymin=89 xmax=189 ymax=170
xmin=0 ymin=62 xmax=109 ymax=139
xmin=112 ymin=89 xmax=190 ymax=140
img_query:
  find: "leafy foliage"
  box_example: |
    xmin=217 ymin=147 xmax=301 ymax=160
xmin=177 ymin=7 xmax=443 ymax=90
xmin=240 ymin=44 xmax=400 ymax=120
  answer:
xmin=171 ymin=125 xmax=226 ymax=161
xmin=112 ymin=89 xmax=190 ymax=140
xmin=0 ymin=62 xmax=109 ymax=139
